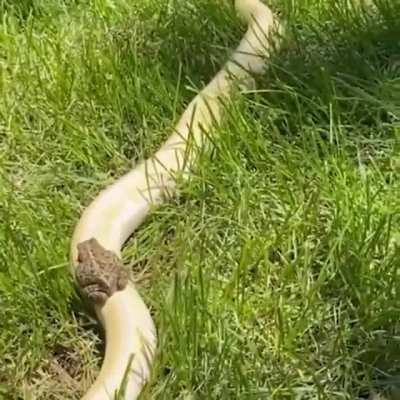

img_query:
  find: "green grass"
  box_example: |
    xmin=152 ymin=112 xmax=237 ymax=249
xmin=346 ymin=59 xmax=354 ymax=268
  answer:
xmin=0 ymin=0 xmax=399 ymax=399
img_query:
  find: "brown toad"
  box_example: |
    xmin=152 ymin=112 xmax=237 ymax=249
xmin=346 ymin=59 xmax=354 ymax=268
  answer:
xmin=75 ymin=238 xmax=129 ymax=304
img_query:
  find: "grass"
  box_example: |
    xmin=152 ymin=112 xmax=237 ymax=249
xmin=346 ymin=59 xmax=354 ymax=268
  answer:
xmin=0 ymin=0 xmax=399 ymax=398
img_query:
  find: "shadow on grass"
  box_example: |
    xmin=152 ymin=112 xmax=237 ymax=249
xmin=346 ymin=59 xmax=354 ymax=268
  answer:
xmin=254 ymin=1 xmax=400 ymax=397
xmin=260 ymin=0 xmax=400 ymax=134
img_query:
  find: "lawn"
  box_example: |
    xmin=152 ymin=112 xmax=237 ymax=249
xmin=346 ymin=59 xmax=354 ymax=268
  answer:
xmin=0 ymin=0 xmax=399 ymax=399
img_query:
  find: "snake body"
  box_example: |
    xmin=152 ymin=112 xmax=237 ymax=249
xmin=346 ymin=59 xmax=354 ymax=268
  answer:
xmin=70 ymin=1 xmax=280 ymax=399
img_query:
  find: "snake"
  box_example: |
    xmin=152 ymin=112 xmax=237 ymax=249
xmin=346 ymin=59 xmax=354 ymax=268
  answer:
xmin=70 ymin=1 xmax=281 ymax=399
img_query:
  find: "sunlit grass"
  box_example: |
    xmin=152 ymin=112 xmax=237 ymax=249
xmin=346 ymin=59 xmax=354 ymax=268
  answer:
xmin=0 ymin=0 xmax=399 ymax=399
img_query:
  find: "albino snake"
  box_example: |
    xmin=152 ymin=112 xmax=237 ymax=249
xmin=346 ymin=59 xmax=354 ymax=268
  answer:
xmin=70 ymin=1 xmax=281 ymax=399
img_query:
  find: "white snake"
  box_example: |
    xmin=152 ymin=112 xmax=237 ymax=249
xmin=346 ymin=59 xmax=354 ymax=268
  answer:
xmin=70 ymin=1 xmax=281 ymax=398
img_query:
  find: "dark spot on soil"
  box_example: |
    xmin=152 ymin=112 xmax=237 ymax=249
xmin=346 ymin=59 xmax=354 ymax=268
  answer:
xmin=52 ymin=344 xmax=83 ymax=379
